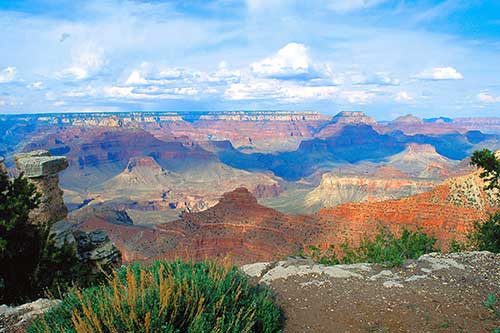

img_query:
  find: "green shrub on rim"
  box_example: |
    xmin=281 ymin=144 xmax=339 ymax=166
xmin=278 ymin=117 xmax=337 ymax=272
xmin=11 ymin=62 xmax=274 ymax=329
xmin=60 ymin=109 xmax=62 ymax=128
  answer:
xmin=29 ymin=259 xmax=282 ymax=333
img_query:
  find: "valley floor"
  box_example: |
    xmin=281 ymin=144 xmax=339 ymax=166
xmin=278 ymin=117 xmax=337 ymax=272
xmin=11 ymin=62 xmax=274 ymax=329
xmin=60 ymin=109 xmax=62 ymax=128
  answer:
xmin=243 ymin=252 xmax=500 ymax=332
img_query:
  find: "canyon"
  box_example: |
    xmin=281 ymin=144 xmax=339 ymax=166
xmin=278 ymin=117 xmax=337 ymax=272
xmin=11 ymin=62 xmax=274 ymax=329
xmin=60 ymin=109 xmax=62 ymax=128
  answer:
xmin=76 ymin=166 xmax=497 ymax=264
xmin=2 ymin=110 xmax=500 ymax=264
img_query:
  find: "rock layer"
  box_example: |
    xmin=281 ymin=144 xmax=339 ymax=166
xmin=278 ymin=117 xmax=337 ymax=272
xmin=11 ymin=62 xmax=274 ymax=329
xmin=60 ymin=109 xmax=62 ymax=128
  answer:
xmin=14 ymin=150 xmax=68 ymax=225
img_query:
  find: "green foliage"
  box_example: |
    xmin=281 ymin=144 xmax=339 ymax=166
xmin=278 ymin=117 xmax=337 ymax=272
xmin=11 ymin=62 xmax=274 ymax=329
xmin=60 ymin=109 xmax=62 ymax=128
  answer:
xmin=448 ymin=239 xmax=468 ymax=253
xmin=0 ymin=172 xmax=41 ymax=303
xmin=306 ymin=244 xmax=340 ymax=265
xmin=467 ymin=212 xmax=500 ymax=253
xmin=303 ymin=228 xmax=437 ymax=268
xmin=469 ymin=149 xmax=500 ymax=253
xmin=482 ymin=292 xmax=500 ymax=332
xmin=0 ymin=172 xmax=94 ymax=304
xmin=471 ymin=149 xmax=500 ymax=191
xmin=0 ymin=172 xmax=40 ymax=255
xmin=29 ymin=260 xmax=282 ymax=333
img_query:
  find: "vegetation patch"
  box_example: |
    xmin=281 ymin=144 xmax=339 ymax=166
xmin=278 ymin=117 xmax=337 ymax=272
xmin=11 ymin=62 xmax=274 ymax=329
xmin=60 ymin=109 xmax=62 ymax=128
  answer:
xmin=29 ymin=260 xmax=282 ymax=333
xmin=0 ymin=173 xmax=104 ymax=304
xmin=482 ymin=292 xmax=500 ymax=333
xmin=302 ymin=228 xmax=437 ymax=267
xmin=469 ymin=149 xmax=500 ymax=253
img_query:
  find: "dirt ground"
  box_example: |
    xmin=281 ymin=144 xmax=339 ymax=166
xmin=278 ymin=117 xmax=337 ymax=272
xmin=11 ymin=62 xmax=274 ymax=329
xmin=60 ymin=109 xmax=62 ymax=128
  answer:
xmin=244 ymin=252 xmax=500 ymax=332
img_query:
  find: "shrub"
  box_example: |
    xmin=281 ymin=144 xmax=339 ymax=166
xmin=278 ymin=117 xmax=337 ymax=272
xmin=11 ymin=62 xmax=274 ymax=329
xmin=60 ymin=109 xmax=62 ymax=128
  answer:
xmin=482 ymin=292 xmax=500 ymax=333
xmin=469 ymin=149 xmax=500 ymax=253
xmin=303 ymin=228 xmax=437 ymax=267
xmin=29 ymin=260 xmax=282 ymax=333
xmin=468 ymin=212 xmax=500 ymax=253
xmin=448 ymin=239 xmax=468 ymax=253
xmin=0 ymin=172 xmax=97 ymax=304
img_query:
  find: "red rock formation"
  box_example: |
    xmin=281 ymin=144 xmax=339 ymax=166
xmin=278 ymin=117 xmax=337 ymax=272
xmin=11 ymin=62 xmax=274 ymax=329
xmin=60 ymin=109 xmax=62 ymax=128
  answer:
xmin=77 ymin=168 xmax=497 ymax=264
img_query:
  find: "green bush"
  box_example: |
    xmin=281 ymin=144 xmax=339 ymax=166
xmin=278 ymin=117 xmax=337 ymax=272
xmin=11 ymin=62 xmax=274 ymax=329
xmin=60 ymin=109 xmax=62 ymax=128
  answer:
xmin=469 ymin=149 xmax=500 ymax=253
xmin=29 ymin=260 xmax=282 ymax=333
xmin=468 ymin=212 xmax=500 ymax=253
xmin=303 ymin=228 xmax=437 ymax=268
xmin=482 ymin=292 xmax=500 ymax=333
xmin=0 ymin=172 xmax=97 ymax=304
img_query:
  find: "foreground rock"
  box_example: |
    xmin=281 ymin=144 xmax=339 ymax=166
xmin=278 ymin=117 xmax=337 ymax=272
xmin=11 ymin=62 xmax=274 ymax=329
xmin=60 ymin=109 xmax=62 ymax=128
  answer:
xmin=242 ymin=251 xmax=500 ymax=332
xmin=0 ymin=299 xmax=60 ymax=333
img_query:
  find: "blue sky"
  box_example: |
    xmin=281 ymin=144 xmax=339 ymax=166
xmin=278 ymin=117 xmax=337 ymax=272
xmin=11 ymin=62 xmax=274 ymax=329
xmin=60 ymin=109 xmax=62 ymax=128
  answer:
xmin=0 ymin=0 xmax=499 ymax=119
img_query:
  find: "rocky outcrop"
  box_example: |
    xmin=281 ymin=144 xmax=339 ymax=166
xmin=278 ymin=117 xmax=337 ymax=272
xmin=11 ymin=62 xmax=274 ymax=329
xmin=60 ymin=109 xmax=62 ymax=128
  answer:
xmin=14 ymin=150 xmax=68 ymax=225
xmin=386 ymin=143 xmax=456 ymax=178
xmin=0 ymin=298 xmax=60 ymax=333
xmin=242 ymin=252 xmax=500 ymax=332
xmin=331 ymin=111 xmax=377 ymax=125
xmin=390 ymin=114 xmax=423 ymax=125
xmin=315 ymin=111 xmax=380 ymax=138
xmin=0 ymin=156 xmax=6 ymax=174
xmin=10 ymin=150 xmax=122 ymax=278
xmin=304 ymin=173 xmax=436 ymax=209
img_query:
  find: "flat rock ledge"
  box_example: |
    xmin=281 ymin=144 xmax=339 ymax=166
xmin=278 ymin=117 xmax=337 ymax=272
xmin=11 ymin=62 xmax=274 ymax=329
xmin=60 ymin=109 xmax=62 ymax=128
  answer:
xmin=242 ymin=251 xmax=500 ymax=332
xmin=0 ymin=299 xmax=60 ymax=333
xmin=242 ymin=251 xmax=498 ymax=287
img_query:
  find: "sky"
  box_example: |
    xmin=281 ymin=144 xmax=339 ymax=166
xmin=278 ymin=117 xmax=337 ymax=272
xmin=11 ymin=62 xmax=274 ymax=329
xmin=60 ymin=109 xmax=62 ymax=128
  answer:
xmin=0 ymin=0 xmax=499 ymax=119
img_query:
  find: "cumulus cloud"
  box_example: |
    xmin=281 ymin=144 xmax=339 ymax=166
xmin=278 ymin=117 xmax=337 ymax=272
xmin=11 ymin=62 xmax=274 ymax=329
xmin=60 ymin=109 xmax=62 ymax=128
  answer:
xmin=477 ymin=92 xmax=500 ymax=103
xmin=351 ymin=72 xmax=399 ymax=86
xmin=395 ymin=91 xmax=413 ymax=102
xmin=57 ymin=44 xmax=107 ymax=81
xmin=225 ymin=80 xmax=338 ymax=102
xmin=0 ymin=67 xmax=17 ymax=83
xmin=251 ymin=43 xmax=329 ymax=81
xmin=414 ymin=66 xmax=463 ymax=80
xmin=328 ymin=0 xmax=388 ymax=13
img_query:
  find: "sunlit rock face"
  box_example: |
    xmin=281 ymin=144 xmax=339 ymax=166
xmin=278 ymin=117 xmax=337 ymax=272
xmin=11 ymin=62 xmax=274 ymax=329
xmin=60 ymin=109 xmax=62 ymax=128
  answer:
xmin=14 ymin=150 xmax=68 ymax=225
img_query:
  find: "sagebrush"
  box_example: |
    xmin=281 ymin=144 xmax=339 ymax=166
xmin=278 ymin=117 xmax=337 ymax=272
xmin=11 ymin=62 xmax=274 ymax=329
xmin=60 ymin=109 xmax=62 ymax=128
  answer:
xmin=29 ymin=259 xmax=282 ymax=333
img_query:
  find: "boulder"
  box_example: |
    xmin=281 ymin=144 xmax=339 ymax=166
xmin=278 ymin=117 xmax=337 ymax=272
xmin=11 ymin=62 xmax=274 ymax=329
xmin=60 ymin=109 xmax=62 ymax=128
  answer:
xmin=51 ymin=221 xmax=122 ymax=276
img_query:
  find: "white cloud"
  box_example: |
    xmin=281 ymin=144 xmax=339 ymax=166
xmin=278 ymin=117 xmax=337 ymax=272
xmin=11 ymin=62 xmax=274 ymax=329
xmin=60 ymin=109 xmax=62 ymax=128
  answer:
xmin=328 ymin=0 xmax=388 ymax=13
xmin=340 ymin=90 xmax=376 ymax=104
xmin=57 ymin=44 xmax=107 ymax=81
xmin=246 ymin=0 xmax=287 ymax=12
xmin=125 ymin=70 xmax=148 ymax=85
xmin=103 ymin=85 xmax=200 ymax=100
xmin=477 ymin=92 xmax=500 ymax=103
xmin=395 ymin=91 xmax=414 ymax=102
xmin=415 ymin=66 xmax=463 ymax=80
xmin=0 ymin=67 xmax=17 ymax=83
xmin=0 ymin=97 xmax=19 ymax=107
xmin=53 ymin=100 xmax=66 ymax=107
xmin=351 ymin=72 xmax=399 ymax=86
xmin=225 ymin=79 xmax=338 ymax=102
xmin=28 ymin=81 xmax=44 ymax=89
xmin=251 ymin=43 xmax=327 ymax=80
